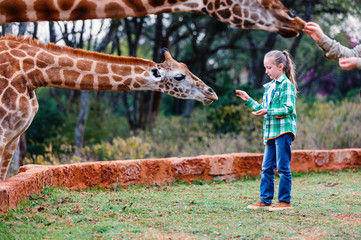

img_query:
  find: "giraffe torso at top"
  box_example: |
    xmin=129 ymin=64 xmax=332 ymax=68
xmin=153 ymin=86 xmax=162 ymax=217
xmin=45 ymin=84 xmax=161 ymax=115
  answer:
xmin=0 ymin=0 xmax=305 ymax=37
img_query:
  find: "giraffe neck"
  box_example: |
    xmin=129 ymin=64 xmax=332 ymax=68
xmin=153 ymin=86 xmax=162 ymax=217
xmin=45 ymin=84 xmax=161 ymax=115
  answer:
xmin=0 ymin=0 xmax=305 ymax=37
xmin=0 ymin=36 xmax=158 ymax=92
xmin=0 ymin=0 xmax=205 ymax=24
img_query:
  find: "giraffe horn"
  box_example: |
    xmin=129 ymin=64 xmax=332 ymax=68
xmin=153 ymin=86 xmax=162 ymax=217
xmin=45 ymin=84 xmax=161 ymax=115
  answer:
xmin=161 ymin=48 xmax=168 ymax=54
xmin=162 ymin=49 xmax=174 ymax=61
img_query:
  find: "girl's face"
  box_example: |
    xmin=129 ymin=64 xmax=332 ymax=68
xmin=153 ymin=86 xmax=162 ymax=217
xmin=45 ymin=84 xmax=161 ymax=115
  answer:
xmin=264 ymin=57 xmax=284 ymax=80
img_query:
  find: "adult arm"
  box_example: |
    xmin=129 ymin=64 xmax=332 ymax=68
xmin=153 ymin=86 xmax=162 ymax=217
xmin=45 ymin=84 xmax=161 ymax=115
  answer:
xmin=318 ymin=35 xmax=361 ymax=69
xmin=303 ymin=22 xmax=361 ymax=70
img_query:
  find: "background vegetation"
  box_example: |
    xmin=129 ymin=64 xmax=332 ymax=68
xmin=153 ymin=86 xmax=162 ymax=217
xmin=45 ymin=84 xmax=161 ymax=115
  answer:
xmin=1 ymin=0 xmax=360 ymax=176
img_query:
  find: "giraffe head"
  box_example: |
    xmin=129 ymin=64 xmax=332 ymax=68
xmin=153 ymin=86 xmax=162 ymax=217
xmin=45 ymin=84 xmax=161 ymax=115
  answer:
xmin=147 ymin=49 xmax=218 ymax=105
xmin=201 ymin=0 xmax=306 ymax=38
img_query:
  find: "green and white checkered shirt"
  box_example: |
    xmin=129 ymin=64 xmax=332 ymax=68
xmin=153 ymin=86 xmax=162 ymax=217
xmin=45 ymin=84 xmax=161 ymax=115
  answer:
xmin=244 ymin=74 xmax=297 ymax=144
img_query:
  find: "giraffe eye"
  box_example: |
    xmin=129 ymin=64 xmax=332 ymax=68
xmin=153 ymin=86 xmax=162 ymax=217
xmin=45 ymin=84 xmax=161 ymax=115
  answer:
xmin=174 ymin=74 xmax=185 ymax=81
xmin=287 ymin=10 xmax=296 ymax=18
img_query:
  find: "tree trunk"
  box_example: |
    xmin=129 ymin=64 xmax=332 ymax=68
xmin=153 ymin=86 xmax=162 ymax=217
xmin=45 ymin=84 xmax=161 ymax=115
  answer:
xmin=18 ymin=23 xmax=27 ymax=36
xmin=246 ymin=32 xmax=277 ymax=88
xmin=147 ymin=14 xmax=165 ymax=126
xmin=290 ymin=0 xmax=314 ymax=57
xmin=74 ymin=91 xmax=89 ymax=157
xmin=1 ymin=23 xmax=13 ymax=36
xmin=11 ymin=133 xmax=27 ymax=172
xmin=137 ymin=14 xmax=164 ymax=130
xmin=32 ymin=22 xmax=38 ymax=39
xmin=74 ymin=20 xmax=120 ymax=156
xmin=122 ymin=17 xmax=147 ymax=131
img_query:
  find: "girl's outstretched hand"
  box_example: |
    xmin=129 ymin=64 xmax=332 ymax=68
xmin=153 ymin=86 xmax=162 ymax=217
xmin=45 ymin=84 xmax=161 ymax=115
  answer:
xmin=235 ymin=89 xmax=250 ymax=102
xmin=252 ymin=109 xmax=267 ymax=116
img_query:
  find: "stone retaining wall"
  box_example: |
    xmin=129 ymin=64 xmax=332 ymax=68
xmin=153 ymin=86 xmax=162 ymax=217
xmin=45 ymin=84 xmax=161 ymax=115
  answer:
xmin=1 ymin=148 xmax=360 ymax=214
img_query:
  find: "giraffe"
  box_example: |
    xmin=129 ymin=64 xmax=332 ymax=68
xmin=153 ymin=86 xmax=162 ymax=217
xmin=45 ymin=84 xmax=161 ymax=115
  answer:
xmin=0 ymin=0 xmax=305 ymax=38
xmin=0 ymin=35 xmax=218 ymax=181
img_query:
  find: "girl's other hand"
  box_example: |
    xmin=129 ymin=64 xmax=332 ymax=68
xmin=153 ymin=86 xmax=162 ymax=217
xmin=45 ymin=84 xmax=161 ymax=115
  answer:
xmin=235 ymin=89 xmax=250 ymax=101
xmin=339 ymin=57 xmax=357 ymax=70
xmin=252 ymin=109 xmax=267 ymax=116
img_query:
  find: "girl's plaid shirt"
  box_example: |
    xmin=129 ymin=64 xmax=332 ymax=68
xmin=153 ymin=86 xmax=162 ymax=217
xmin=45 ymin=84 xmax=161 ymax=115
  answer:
xmin=244 ymin=74 xmax=297 ymax=144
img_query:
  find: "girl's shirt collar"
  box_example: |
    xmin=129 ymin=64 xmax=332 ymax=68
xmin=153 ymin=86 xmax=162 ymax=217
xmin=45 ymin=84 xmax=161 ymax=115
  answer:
xmin=263 ymin=74 xmax=287 ymax=88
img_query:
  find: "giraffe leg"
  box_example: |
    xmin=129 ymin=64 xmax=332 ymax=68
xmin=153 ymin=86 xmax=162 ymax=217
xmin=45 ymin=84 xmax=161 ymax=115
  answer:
xmin=0 ymin=119 xmax=36 ymax=182
xmin=0 ymin=92 xmax=38 ymax=182
xmin=0 ymin=137 xmax=20 ymax=181
xmin=0 ymin=145 xmax=4 ymax=180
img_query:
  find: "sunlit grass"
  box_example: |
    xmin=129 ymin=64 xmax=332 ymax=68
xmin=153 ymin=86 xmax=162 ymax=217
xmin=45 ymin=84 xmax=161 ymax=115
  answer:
xmin=1 ymin=169 xmax=360 ymax=239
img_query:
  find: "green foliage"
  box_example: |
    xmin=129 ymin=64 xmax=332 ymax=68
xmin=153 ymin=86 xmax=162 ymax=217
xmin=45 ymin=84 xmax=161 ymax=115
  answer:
xmin=24 ymin=138 xmax=78 ymax=166
xmin=24 ymin=136 xmax=151 ymax=165
xmin=83 ymin=136 xmax=151 ymax=161
xmin=84 ymin=110 xmax=131 ymax=144
xmin=206 ymin=104 xmax=263 ymax=134
xmin=23 ymin=98 xmax=361 ymax=168
xmin=141 ymin=113 xmax=213 ymax=157
xmin=26 ymin=89 xmax=66 ymax=155
xmin=294 ymin=98 xmax=361 ymax=149
xmin=212 ymin=84 xmax=264 ymax=108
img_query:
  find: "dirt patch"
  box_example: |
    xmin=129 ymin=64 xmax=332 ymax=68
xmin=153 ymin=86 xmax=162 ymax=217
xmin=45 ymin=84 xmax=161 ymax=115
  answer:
xmin=329 ymin=213 xmax=361 ymax=224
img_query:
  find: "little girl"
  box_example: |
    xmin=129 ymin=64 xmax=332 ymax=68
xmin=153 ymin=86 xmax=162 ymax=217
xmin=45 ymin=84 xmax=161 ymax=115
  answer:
xmin=236 ymin=50 xmax=297 ymax=212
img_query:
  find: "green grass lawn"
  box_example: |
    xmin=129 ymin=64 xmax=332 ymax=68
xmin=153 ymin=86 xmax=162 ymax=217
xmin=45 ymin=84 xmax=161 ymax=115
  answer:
xmin=1 ymin=169 xmax=360 ymax=239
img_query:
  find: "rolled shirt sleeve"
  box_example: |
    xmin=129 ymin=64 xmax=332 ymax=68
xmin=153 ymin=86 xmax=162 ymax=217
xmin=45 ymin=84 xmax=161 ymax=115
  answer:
xmin=318 ymin=35 xmax=361 ymax=70
xmin=245 ymin=97 xmax=264 ymax=112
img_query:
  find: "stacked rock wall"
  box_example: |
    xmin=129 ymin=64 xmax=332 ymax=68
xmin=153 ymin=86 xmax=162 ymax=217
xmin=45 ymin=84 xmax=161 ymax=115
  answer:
xmin=1 ymin=149 xmax=360 ymax=213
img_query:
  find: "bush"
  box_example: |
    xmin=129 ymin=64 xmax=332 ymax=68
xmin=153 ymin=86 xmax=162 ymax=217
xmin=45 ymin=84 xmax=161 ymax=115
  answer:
xmin=294 ymin=99 xmax=361 ymax=149
xmin=24 ymin=136 xmax=151 ymax=165
xmin=26 ymin=95 xmax=66 ymax=155
xmin=23 ymin=98 xmax=361 ymax=168
xmin=83 ymin=136 xmax=151 ymax=161
xmin=206 ymin=104 xmax=262 ymax=134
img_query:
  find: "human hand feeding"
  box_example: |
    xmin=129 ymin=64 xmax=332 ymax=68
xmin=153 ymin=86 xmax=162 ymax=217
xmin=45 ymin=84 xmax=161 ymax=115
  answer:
xmin=339 ymin=57 xmax=357 ymax=70
xmin=303 ymin=22 xmax=325 ymax=43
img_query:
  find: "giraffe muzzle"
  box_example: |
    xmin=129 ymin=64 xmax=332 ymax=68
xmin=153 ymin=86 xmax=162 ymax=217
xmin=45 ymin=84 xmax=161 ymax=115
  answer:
xmin=202 ymin=88 xmax=218 ymax=105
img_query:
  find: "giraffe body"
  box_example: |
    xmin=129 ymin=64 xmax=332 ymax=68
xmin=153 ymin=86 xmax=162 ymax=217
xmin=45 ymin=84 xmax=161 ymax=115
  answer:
xmin=0 ymin=35 xmax=217 ymax=181
xmin=0 ymin=0 xmax=305 ymax=38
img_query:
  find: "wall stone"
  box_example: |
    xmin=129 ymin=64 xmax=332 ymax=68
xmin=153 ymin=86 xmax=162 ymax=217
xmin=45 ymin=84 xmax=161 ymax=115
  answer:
xmin=0 ymin=148 xmax=360 ymax=214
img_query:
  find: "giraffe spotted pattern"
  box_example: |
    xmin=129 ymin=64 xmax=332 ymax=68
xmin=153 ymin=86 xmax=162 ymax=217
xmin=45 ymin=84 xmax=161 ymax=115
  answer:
xmin=0 ymin=36 xmax=218 ymax=181
xmin=0 ymin=0 xmax=305 ymax=38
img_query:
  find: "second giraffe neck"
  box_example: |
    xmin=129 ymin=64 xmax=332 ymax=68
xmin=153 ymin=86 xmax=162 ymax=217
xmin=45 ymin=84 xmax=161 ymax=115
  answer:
xmin=0 ymin=0 xmax=206 ymax=24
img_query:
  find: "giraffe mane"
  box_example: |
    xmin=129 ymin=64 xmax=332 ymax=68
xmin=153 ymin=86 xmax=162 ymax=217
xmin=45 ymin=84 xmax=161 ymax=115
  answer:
xmin=0 ymin=35 xmax=155 ymax=67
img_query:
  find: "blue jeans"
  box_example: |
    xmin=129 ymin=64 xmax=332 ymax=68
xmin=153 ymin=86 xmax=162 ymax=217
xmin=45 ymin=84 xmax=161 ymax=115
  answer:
xmin=260 ymin=133 xmax=293 ymax=205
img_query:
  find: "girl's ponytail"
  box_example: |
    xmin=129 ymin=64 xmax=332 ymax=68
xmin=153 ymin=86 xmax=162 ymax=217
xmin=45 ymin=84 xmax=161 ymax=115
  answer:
xmin=282 ymin=51 xmax=297 ymax=95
